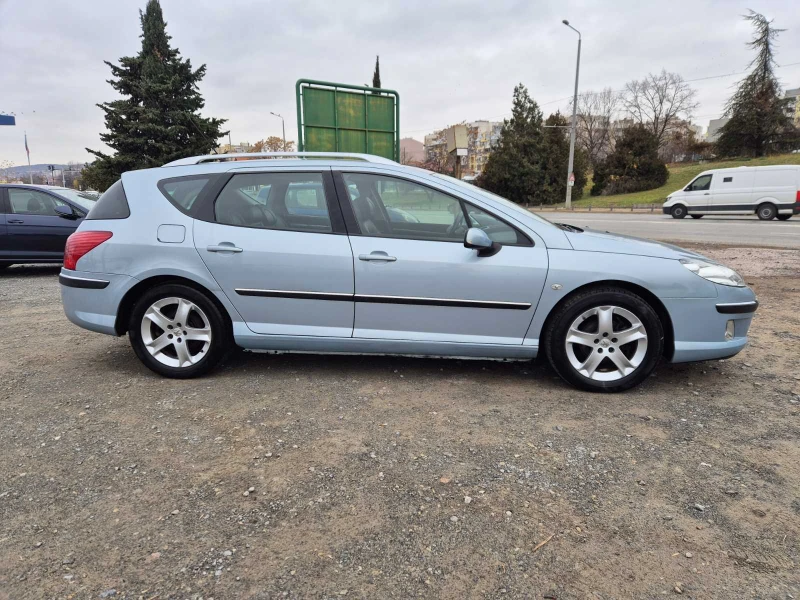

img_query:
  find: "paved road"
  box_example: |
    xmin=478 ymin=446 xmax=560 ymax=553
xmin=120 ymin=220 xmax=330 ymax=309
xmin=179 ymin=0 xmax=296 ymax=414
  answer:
xmin=532 ymin=212 xmax=800 ymax=248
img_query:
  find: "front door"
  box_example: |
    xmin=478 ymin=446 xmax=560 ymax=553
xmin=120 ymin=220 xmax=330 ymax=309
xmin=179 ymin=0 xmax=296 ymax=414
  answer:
xmin=337 ymin=171 xmax=547 ymax=345
xmin=193 ymin=170 xmax=355 ymax=337
xmin=5 ymin=188 xmax=78 ymax=259
xmin=683 ymin=174 xmax=713 ymax=212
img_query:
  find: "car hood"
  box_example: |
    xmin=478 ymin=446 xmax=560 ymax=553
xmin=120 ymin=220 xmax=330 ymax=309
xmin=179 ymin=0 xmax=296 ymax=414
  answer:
xmin=564 ymin=228 xmax=709 ymax=261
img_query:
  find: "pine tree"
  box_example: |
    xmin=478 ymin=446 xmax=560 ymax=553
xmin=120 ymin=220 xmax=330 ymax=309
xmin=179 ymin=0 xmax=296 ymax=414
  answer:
xmin=372 ymin=56 xmax=381 ymax=89
xmin=83 ymin=0 xmax=226 ymax=191
xmin=478 ymin=85 xmax=587 ymax=205
xmin=591 ymin=125 xmax=668 ymax=196
xmin=716 ymin=11 xmax=798 ymax=157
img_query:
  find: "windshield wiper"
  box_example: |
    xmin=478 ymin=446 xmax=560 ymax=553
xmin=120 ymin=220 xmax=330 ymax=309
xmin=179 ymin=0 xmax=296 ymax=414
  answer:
xmin=555 ymin=223 xmax=584 ymax=233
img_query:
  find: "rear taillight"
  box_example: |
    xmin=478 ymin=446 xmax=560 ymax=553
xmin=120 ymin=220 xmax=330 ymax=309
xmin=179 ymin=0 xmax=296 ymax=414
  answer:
xmin=796 ymin=190 xmax=800 ymax=203
xmin=64 ymin=231 xmax=113 ymax=270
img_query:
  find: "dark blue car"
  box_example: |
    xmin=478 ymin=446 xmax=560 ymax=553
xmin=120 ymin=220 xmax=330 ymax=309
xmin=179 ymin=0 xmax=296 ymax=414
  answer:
xmin=0 ymin=184 xmax=97 ymax=269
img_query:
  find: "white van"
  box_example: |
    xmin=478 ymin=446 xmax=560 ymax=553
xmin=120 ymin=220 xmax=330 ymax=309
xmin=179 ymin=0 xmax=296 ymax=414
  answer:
xmin=662 ymin=165 xmax=800 ymax=220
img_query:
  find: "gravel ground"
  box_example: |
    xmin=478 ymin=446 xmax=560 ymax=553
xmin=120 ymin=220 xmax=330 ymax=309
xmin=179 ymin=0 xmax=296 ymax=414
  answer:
xmin=0 ymin=244 xmax=798 ymax=600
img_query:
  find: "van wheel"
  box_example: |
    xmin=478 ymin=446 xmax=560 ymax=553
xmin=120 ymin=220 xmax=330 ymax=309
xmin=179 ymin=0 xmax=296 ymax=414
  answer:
xmin=777 ymin=214 xmax=791 ymax=221
xmin=544 ymin=287 xmax=664 ymax=393
xmin=757 ymin=203 xmax=777 ymax=220
xmin=670 ymin=205 xmax=687 ymax=219
xmin=690 ymin=214 xmax=703 ymax=219
xmin=128 ymin=284 xmax=231 ymax=378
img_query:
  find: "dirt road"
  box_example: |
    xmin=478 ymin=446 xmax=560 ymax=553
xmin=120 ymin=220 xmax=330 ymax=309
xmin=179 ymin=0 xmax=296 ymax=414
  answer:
xmin=1 ymin=244 xmax=798 ymax=599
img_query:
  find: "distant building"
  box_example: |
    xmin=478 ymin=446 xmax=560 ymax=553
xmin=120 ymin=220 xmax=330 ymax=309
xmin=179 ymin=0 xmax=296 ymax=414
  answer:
xmin=706 ymin=118 xmax=730 ymax=143
xmin=424 ymin=120 xmax=503 ymax=176
xmin=218 ymin=142 xmax=252 ymax=154
xmin=399 ymin=137 xmax=425 ymax=164
xmin=785 ymin=87 xmax=800 ymax=126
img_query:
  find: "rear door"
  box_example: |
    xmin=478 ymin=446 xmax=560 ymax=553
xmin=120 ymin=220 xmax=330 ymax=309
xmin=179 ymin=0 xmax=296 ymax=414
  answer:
xmin=711 ymin=170 xmax=754 ymax=212
xmin=192 ymin=169 xmax=356 ymax=337
xmin=336 ymin=170 xmax=547 ymax=345
xmin=5 ymin=188 xmax=79 ymax=260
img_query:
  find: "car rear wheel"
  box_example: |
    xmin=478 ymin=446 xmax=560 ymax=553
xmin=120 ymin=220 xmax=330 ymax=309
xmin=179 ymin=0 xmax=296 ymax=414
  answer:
xmin=544 ymin=287 xmax=664 ymax=393
xmin=757 ymin=203 xmax=777 ymax=220
xmin=690 ymin=214 xmax=703 ymax=219
xmin=128 ymin=284 xmax=230 ymax=378
xmin=670 ymin=205 xmax=687 ymax=219
xmin=776 ymin=214 xmax=791 ymax=221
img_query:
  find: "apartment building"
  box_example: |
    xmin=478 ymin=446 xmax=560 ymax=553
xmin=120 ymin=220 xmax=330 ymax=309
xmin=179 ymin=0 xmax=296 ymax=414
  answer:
xmin=424 ymin=120 xmax=503 ymax=177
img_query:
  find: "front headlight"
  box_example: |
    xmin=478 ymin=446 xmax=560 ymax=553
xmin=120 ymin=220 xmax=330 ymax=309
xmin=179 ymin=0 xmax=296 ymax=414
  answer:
xmin=680 ymin=258 xmax=745 ymax=287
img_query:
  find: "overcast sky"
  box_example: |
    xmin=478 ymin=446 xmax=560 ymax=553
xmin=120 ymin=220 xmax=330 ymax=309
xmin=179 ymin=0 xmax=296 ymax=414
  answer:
xmin=1 ymin=0 xmax=799 ymax=166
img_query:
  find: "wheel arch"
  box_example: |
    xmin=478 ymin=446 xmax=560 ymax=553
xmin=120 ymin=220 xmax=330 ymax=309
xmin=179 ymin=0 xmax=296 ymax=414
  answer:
xmin=115 ymin=275 xmax=234 ymax=337
xmin=539 ymin=280 xmax=675 ymax=360
xmin=755 ymin=199 xmax=778 ymax=214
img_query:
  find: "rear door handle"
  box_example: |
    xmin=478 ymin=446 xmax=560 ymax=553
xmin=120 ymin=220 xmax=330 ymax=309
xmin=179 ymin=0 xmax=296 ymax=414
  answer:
xmin=207 ymin=243 xmax=243 ymax=253
xmin=8 ymin=219 xmax=24 ymax=224
xmin=703 ymin=193 xmax=710 ymax=195
xmin=359 ymin=252 xmax=396 ymax=262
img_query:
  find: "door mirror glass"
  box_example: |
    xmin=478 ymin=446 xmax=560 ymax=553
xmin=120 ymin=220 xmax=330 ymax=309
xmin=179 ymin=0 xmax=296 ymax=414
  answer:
xmin=54 ymin=204 xmax=76 ymax=218
xmin=464 ymin=227 xmax=500 ymax=256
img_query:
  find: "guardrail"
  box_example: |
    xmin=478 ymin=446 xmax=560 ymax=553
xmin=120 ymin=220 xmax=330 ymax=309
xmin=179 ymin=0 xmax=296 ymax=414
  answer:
xmin=531 ymin=202 xmax=663 ymax=212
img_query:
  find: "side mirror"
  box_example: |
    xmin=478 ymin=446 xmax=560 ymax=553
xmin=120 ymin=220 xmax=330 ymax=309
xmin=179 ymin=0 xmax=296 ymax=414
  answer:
xmin=55 ymin=205 xmax=78 ymax=219
xmin=464 ymin=227 xmax=500 ymax=257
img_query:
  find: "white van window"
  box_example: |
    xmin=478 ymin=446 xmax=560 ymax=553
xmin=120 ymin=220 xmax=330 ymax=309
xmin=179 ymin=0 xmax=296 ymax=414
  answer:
xmin=723 ymin=177 xmax=733 ymax=183
xmin=687 ymin=175 xmax=712 ymax=191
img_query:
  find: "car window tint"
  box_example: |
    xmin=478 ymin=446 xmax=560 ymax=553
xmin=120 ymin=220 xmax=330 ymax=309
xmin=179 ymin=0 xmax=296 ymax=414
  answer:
xmin=342 ymin=173 xmax=465 ymax=242
xmin=465 ymin=204 xmax=527 ymax=245
xmin=86 ymin=180 xmax=131 ymax=220
xmin=159 ymin=176 xmax=212 ymax=212
xmin=689 ymin=175 xmax=712 ymax=191
xmin=215 ymin=172 xmax=331 ymax=233
xmin=8 ymin=189 xmax=67 ymax=216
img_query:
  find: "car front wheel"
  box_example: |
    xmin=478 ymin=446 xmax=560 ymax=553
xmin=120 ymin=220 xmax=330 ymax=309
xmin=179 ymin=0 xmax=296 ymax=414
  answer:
xmin=544 ymin=287 xmax=664 ymax=393
xmin=670 ymin=205 xmax=687 ymax=219
xmin=128 ymin=284 xmax=230 ymax=378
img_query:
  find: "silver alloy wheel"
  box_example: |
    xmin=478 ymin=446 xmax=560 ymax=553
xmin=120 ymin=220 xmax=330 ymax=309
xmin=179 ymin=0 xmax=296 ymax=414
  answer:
xmin=140 ymin=297 xmax=212 ymax=368
xmin=565 ymin=305 xmax=648 ymax=382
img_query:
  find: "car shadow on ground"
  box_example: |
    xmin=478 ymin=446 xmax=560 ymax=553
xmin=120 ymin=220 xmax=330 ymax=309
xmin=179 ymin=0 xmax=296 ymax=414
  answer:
xmin=0 ymin=264 xmax=62 ymax=278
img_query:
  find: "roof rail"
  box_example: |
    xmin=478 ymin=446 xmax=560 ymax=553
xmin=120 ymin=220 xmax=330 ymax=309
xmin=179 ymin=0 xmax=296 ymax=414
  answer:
xmin=162 ymin=151 xmax=398 ymax=167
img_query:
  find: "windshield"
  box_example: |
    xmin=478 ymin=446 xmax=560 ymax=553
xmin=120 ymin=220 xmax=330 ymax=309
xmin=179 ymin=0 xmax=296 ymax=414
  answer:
xmin=430 ymin=172 xmax=557 ymax=228
xmin=53 ymin=189 xmax=98 ymax=211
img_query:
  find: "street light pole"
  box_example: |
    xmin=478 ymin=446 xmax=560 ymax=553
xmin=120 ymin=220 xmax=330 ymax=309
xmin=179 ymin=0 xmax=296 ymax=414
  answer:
xmin=270 ymin=112 xmax=286 ymax=151
xmin=562 ymin=19 xmax=581 ymax=210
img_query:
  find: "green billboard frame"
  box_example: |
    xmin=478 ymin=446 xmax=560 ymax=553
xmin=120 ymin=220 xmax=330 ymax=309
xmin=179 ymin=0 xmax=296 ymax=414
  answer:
xmin=296 ymin=79 xmax=400 ymax=161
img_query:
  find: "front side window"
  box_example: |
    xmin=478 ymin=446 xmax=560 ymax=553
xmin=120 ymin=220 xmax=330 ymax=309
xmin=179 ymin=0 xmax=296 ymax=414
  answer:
xmin=342 ymin=173 xmax=465 ymax=242
xmin=215 ymin=172 xmax=332 ymax=233
xmin=687 ymin=175 xmax=712 ymax=191
xmin=8 ymin=189 xmax=68 ymax=216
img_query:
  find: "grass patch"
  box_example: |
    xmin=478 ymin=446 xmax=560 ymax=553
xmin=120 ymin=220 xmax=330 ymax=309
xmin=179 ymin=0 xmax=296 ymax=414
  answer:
xmin=568 ymin=153 xmax=800 ymax=208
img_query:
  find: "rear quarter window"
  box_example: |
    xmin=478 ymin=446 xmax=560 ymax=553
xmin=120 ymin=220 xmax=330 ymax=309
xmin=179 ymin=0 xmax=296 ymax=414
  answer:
xmin=86 ymin=180 xmax=131 ymax=220
xmin=158 ymin=176 xmax=213 ymax=216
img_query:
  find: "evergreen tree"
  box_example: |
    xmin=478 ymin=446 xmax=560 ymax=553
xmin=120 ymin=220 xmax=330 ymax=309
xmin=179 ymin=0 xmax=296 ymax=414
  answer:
xmin=372 ymin=56 xmax=381 ymax=89
xmin=83 ymin=0 xmax=226 ymax=191
xmin=716 ymin=11 xmax=798 ymax=157
xmin=478 ymin=85 xmax=587 ymax=205
xmin=591 ymin=125 xmax=668 ymax=196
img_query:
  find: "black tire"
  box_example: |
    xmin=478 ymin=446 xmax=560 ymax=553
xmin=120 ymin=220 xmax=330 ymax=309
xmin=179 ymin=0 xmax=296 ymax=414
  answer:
xmin=128 ymin=283 xmax=231 ymax=378
xmin=690 ymin=214 xmax=703 ymax=219
xmin=776 ymin=214 xmax=791 ymax=221
xmin=757 ymin=203 xmax=777 ymax=220
xmin=544 ymin=287 xmax=664 ymax=393
xmin=670 ymin=205 xmax=687 ymax=219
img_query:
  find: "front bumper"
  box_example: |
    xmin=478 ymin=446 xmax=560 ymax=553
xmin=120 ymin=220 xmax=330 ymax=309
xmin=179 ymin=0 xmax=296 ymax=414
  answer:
xmin=60 ymin=268 xmax=134 ymax=335
xmin=663 ymin=286 xmax=758 ymax=364
xmin=662 ymin=206 xmax=671 ymax=214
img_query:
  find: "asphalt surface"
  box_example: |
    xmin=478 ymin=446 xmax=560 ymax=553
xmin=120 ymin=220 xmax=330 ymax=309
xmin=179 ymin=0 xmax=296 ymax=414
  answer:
xmin=532 ymin=212 xmax=800 ymax=248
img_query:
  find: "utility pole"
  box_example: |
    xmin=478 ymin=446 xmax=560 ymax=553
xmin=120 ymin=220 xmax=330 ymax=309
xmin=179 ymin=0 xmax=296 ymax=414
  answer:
xmin=270 ymin=112 xmax=286 ymax=151
xmin=562 ymin=19 xmax=581 ymax=209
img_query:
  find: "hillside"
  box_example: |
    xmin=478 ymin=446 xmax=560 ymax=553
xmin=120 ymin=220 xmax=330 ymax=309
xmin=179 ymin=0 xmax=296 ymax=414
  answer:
xmin=572 ymin=153 xmax=800 ymax=208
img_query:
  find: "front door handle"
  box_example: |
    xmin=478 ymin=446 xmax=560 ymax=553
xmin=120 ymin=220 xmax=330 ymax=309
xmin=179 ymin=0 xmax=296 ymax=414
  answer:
xmin=359 ymin=252 xmax=396 ymax=262
xmin=703 ymin=192 xmax=710 ymax=195
xmin=8 ymin=219 xmax=24 ymax=224
xmin=207 ymin=243 xmax=243 ymax=253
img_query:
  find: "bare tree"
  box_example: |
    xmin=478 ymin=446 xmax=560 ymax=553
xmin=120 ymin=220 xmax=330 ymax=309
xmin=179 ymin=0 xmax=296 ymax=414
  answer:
xmin=622 ymin=70 xmax=699 ymax=148
xmin=571 ymin=87 xmax=619 ymax=165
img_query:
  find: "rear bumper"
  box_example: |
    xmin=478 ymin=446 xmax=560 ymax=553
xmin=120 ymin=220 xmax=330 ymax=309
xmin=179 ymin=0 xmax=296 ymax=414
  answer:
xmin=663 ymin=286 xmax=758 ymax=364
xmin=60 ymin=268 xmax=133 ymax=335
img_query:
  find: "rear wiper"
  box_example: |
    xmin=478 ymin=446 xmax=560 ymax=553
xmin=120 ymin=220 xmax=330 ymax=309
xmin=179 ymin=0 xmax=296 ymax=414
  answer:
xmin=555 ymin=223 xmax=584 ymax=233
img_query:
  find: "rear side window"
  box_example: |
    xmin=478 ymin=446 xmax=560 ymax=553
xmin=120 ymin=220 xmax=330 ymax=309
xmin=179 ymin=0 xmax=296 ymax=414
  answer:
xmin=86 ymin=180 xmax=130 ymax=220
xmin=158 ymin=176 xmax=213 ymax=216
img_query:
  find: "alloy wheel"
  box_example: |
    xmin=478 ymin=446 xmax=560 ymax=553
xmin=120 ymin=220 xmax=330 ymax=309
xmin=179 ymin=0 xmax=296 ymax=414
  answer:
xmin=140 ymin=297 xmax=212 ymax=368
xmin=565 ymin=305 xmax=648 ymax=382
